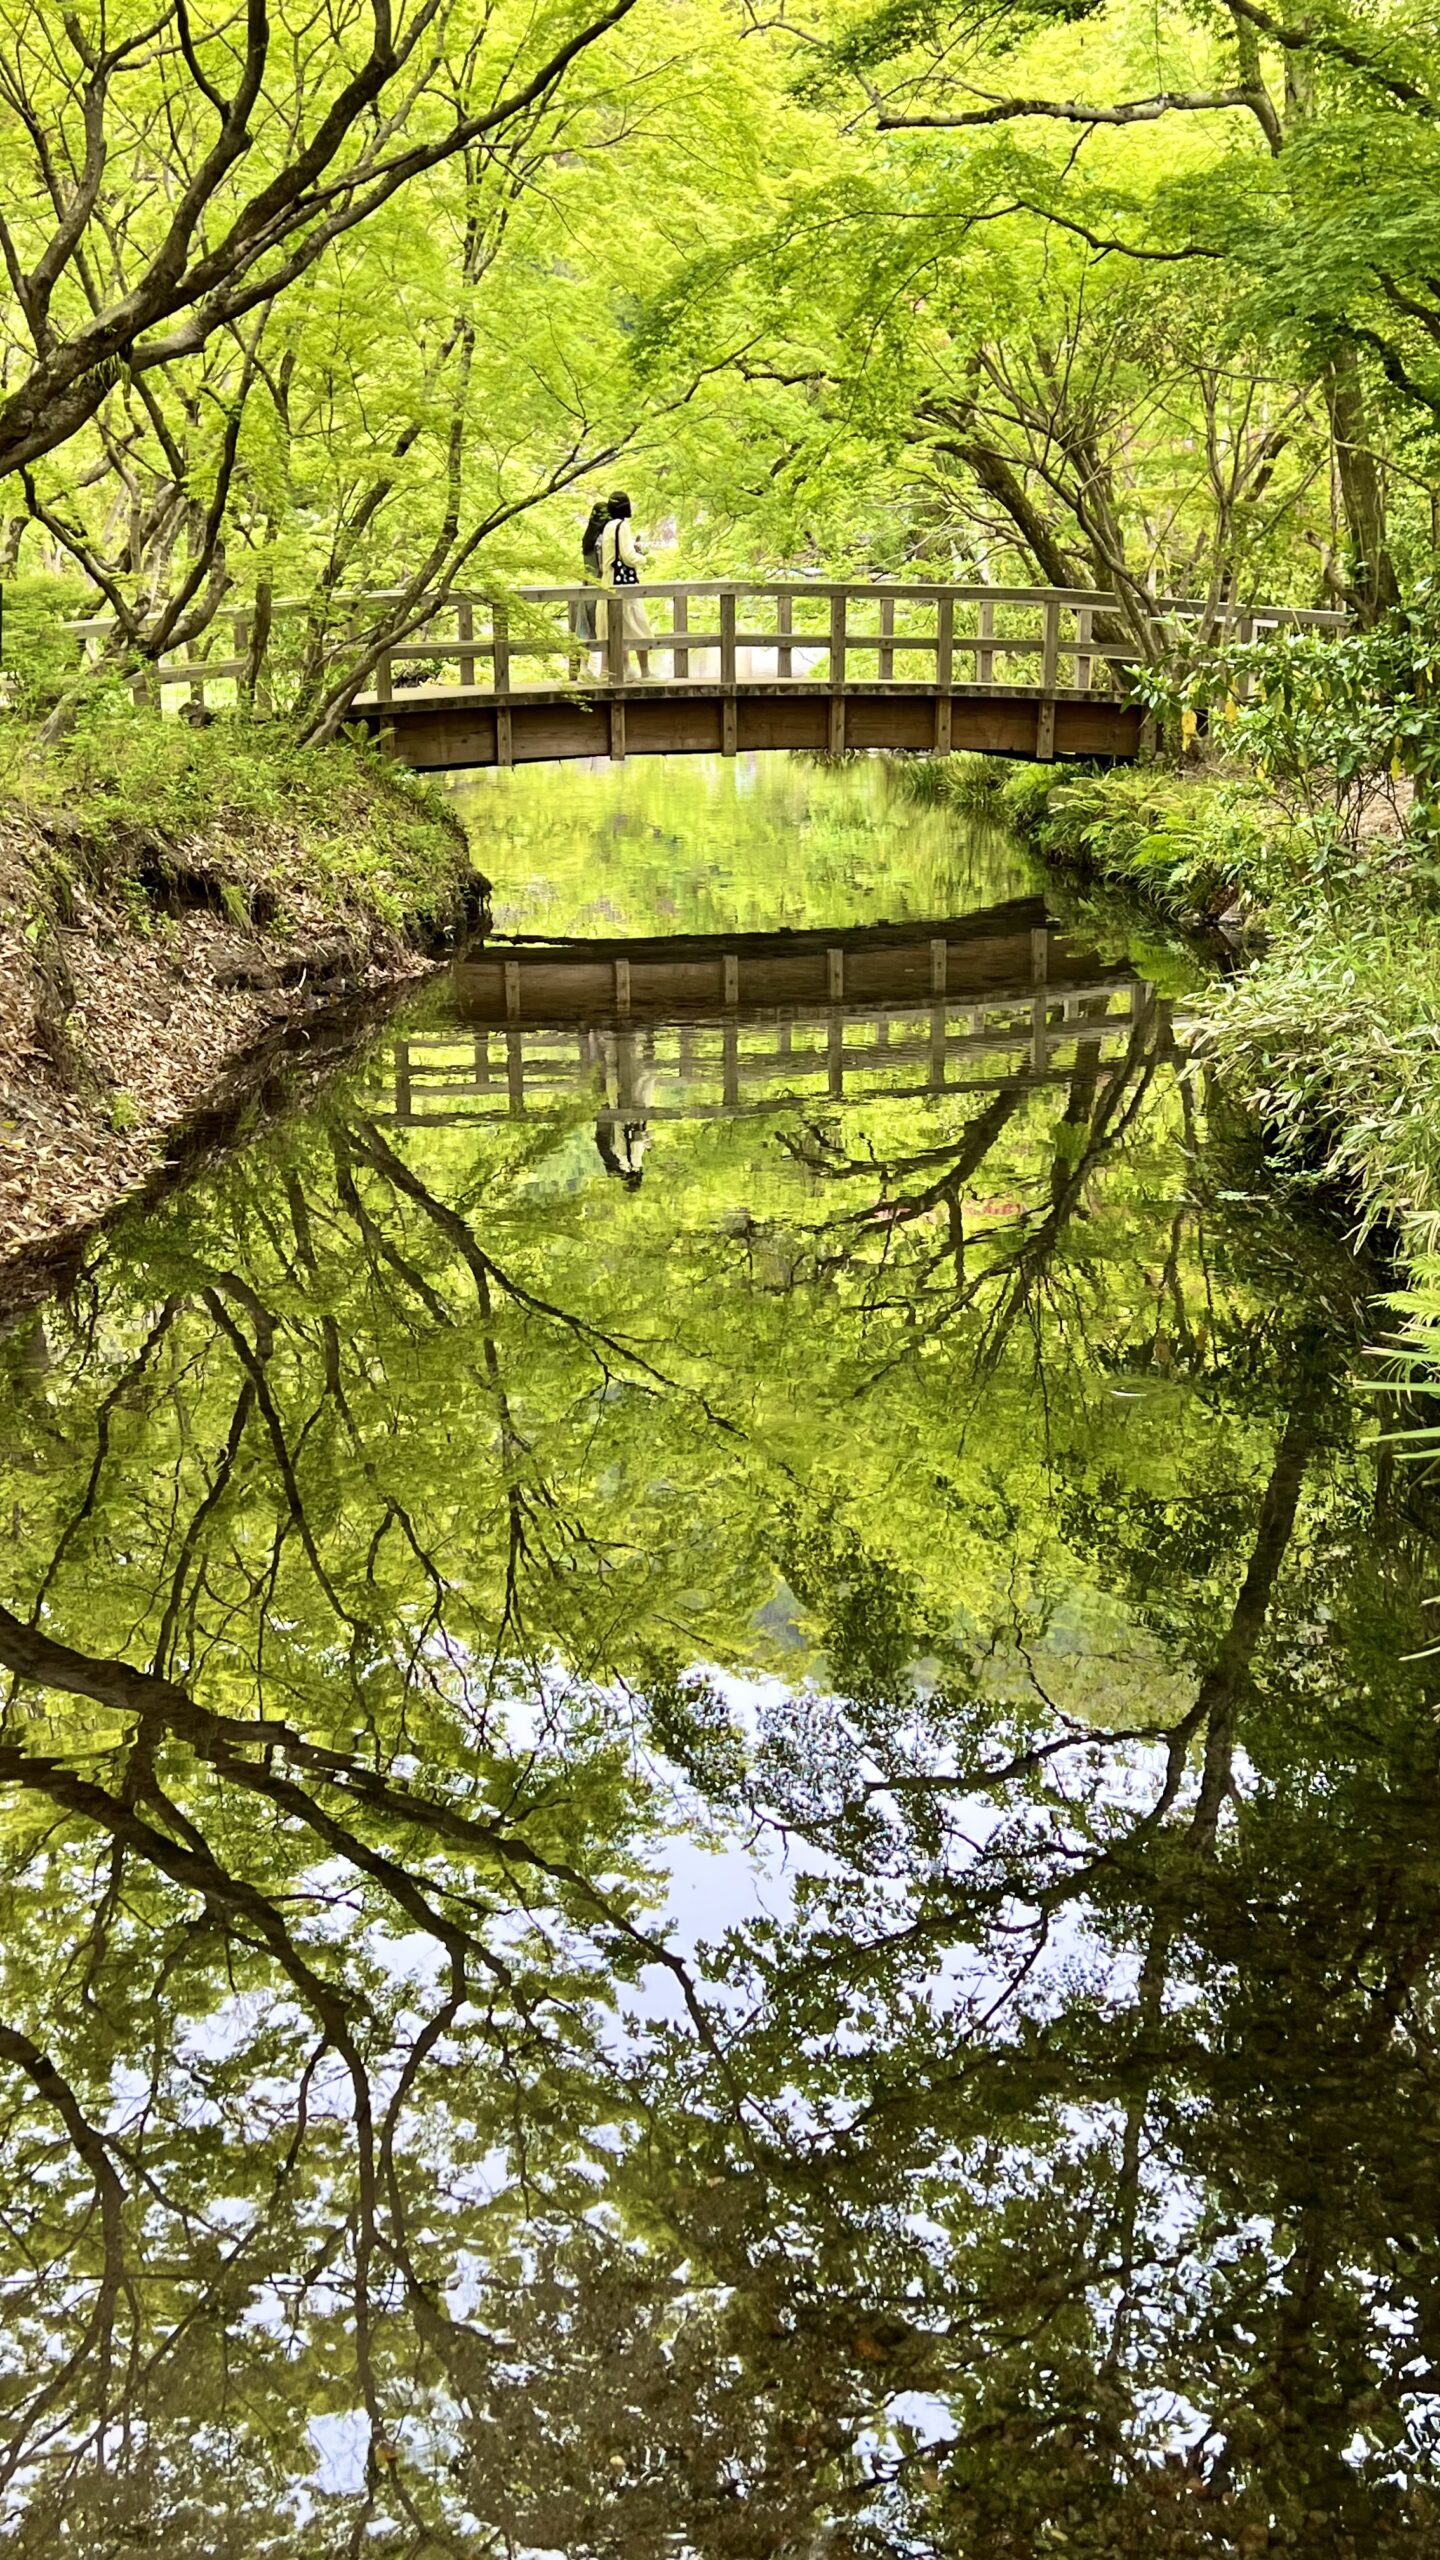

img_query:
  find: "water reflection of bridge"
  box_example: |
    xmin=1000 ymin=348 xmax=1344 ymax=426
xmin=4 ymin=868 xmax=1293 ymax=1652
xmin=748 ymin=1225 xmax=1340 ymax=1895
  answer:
xmin=377 ymin=899 xmax=1159 ymax=1129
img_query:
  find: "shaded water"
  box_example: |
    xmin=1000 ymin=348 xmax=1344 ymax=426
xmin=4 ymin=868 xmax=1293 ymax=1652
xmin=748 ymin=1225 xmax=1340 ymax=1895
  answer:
xmin=0 ymin=756 xmax=1437 ymax=2557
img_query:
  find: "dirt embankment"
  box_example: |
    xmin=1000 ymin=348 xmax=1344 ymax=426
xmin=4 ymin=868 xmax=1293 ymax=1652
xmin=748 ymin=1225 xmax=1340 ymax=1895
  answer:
xmin=0 ymin=739 xmax=485 ymax=1287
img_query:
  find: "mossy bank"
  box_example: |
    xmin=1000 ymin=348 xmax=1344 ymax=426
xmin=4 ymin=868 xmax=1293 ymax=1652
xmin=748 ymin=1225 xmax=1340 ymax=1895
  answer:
xmin=0 ymin=710 xmax=483 ymax=1285
xmin=903 ymin=749 xmax=1440 ymax=1318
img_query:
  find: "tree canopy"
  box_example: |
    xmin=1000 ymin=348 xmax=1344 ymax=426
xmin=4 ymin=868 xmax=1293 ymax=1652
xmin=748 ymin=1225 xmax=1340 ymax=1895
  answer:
xmin=9 ymin=0 xmax=1440 ymax=711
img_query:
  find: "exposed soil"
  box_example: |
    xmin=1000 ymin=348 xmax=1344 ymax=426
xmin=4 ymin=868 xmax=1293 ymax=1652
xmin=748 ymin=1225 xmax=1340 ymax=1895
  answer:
xmin=0 ymin=802 xmax=486 ymax=1296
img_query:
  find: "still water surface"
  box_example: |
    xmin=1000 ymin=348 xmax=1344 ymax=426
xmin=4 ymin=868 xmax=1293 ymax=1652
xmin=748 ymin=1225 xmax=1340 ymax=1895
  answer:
xmin=0 ymin=757 xmax=1436 ymax=2555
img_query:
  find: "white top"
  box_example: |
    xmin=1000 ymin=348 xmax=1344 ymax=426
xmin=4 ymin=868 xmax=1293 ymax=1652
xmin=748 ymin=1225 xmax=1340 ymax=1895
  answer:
xmin=600 ymin=517 xmax=644 ymax=577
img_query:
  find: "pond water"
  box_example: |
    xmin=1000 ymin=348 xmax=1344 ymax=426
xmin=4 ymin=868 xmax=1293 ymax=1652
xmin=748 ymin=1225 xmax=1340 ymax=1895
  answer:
xmin=0 ymin=754 xmax=1436 ymax=2556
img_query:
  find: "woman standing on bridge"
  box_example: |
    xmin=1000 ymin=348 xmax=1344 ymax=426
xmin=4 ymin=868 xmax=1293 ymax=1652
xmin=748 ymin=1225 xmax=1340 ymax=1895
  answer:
xmin=573 ymin=500 xmax=610 ymax=656
xmin=600 ymin=491 xmax=652 ymax=678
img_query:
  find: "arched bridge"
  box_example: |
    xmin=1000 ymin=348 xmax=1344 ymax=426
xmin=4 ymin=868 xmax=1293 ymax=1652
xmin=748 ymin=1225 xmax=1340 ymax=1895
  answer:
xmin=84 ymin=580 xmax=1343 ymax=774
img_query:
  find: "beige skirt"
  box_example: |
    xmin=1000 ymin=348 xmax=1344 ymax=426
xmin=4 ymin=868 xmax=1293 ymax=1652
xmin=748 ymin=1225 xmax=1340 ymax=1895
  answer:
xmin=603 ymin=589 xmax=653 ymax=646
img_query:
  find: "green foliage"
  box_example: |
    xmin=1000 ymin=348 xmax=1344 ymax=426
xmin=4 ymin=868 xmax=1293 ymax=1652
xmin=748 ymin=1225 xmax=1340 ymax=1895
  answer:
xmin=1201 ymin=897 xmax=1440 ymax=1235
xmin=4 ymin=708 xmax=473 ymax=938
xmin=0 ymin=572 xmax=92 ymax=714
xmin=1148 ymin=589 xmax=1440 ymax=863
xmin=909 ymin=754 xmax=1278 ymax=921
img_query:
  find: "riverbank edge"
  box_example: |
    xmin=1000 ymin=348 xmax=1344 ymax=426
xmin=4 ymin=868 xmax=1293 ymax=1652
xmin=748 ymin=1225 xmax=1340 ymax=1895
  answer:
xmin=1 ymin=715 xmax=484 ymax=1295
xmin=901 ymin=751 xmax=1440 ymax=1306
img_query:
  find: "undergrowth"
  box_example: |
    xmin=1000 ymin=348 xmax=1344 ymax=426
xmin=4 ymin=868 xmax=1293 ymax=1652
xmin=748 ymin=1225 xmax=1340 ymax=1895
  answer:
xmin=0 ymin=703 xmax=473 ymax=936
xmin=896 ymin=752 xmax=1277 ymax=920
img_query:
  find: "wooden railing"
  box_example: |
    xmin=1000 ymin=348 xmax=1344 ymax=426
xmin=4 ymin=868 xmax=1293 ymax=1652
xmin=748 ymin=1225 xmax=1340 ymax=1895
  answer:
xmin=377 ymin=980 xmax=1160 ymax=1129
xmin=64 ymin=580 xmax=1347 ymax=717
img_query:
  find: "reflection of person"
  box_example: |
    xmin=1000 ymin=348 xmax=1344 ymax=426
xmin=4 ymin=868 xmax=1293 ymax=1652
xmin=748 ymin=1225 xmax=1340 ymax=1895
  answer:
xmin=591 ymin=1025 xmax=653 ymax=1186
xmin=600 ymin=490 xmax=652 ymax=678
xmin=574 ymin=500 xmax=609 ymax=649
xmin=594 ymin=1117 xmax=648 ymax=1188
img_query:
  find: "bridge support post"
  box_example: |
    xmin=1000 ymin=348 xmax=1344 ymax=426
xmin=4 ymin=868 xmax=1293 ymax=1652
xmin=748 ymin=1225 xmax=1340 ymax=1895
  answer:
xmin=1030 ymin=928 xmax=1049 ymax=1074
xmin=828 ymin=592 xmax=847 ymax=754
xmin=1037 ymin=596 xmax=1060 ymax=760
xmin=977 ymin=597 xmax=994 ymax=686
xmin=929 ymin=1007 xmax=946 ymax=1089
xmin=721 ymin=592 xmax=738 ymax=755
xmin=609 ymin=699 xmax=626 ymax=762
xmin=935 ymin=596 xmax=954 ymax=753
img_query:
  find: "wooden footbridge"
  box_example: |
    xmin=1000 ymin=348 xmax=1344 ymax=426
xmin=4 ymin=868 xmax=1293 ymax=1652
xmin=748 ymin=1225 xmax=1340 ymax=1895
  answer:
xmin=371 ymin=897 xmax=1162 ymax=1130
xmin=75 ymin=580 xmax=1343 ymax=773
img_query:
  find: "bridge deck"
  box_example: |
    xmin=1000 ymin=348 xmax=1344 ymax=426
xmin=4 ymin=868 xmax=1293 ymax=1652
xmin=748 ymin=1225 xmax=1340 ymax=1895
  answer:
xmin=354 ymin=676 xmax=1141 ymax=772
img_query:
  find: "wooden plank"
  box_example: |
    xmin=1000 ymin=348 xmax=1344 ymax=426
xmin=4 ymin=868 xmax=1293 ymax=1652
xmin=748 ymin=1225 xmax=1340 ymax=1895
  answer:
xmin=978 ymin=596 xmax=994 ymax=686
xmin=827 ymin=947 xmax=844 ymax=1000
xmin=829 ymin=590 xmax=847 ymax=693
xmin=722 ymin=695 xmax=738 ymax=756
xmin=930 ymin=937 xmax=947 ymax=995
xmin=723 ymin=952 xmax=740 ymax=1004
xmin=1040 ymin=595 xmax=1060 ymax=695
xmin=615 ymin=957 xmax=632 ymax=1016
xmin=495 ymin=705 xmax=513 ymax=767
xmin=879 ymin=593 xmax=894 ymax=682
xmin=777 ymin=591 xmax=793 ymax=680
xmin=609 ymin=697 xmax=626 ymax=761
xmin=458 ymin=597 xmax=476 ymax=689
xmin=936 ymin=593 xmax=954 ymax=695
xmin=720 ymin=589 xmax=738 ymax=690
xmin=673 ymin=591 xmax=689 ymax=681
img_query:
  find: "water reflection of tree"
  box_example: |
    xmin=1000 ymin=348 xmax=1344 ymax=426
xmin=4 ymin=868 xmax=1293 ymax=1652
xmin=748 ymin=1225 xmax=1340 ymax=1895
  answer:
xmin=0 ymin=1045 xmax=1437 ymax=2551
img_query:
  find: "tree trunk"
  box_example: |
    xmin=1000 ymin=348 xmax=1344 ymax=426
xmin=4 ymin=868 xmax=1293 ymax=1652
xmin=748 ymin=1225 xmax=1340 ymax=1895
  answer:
xmin=1324 ymin=351 xmax=1400 ymax=626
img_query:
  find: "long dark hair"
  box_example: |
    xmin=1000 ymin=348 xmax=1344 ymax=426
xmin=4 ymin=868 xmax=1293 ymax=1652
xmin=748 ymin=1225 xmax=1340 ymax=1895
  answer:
xmin=581 ymin=501 xmax=610 ymax=572
xmin=606 ymin=490 xmax=633 ymax=519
